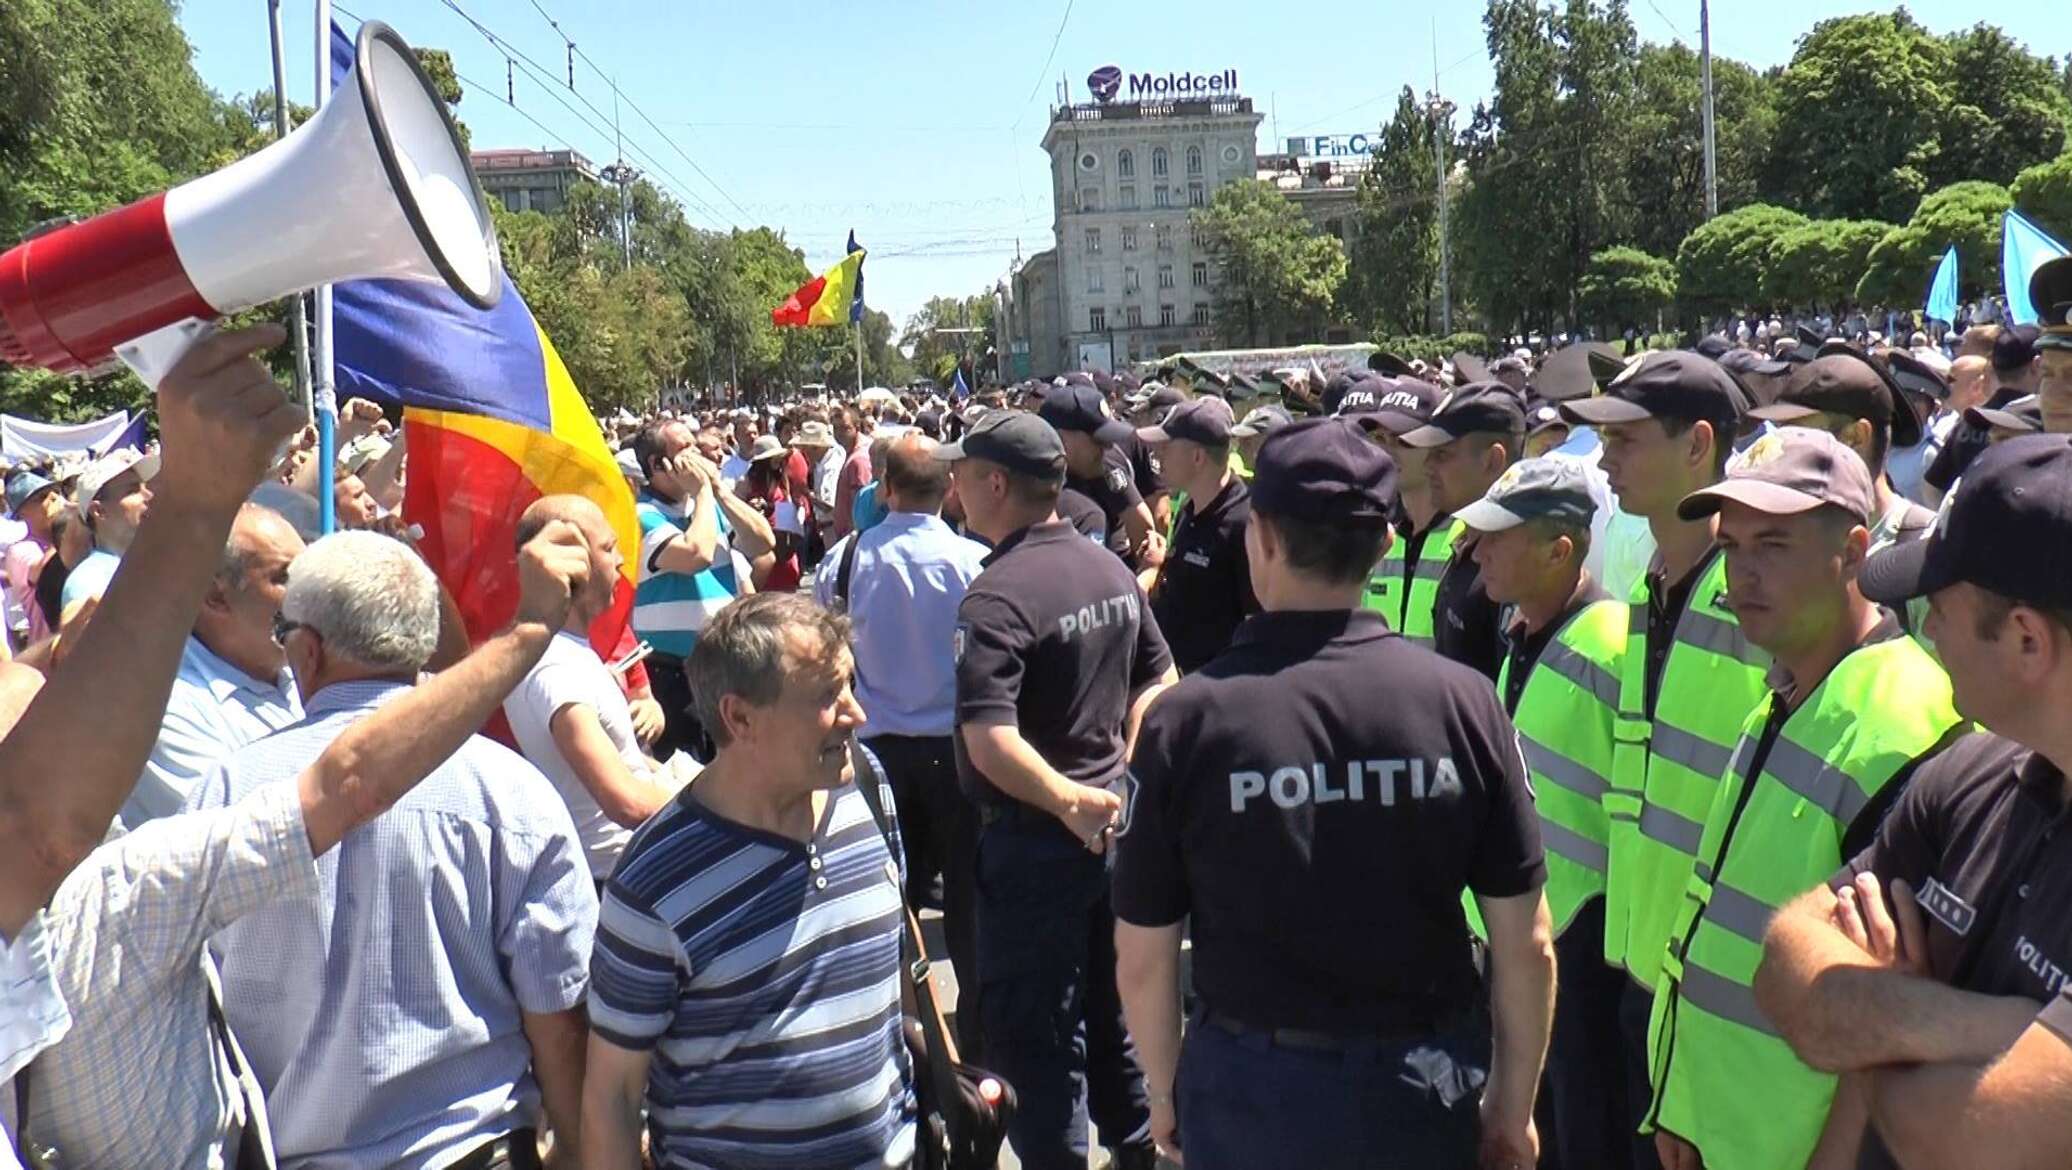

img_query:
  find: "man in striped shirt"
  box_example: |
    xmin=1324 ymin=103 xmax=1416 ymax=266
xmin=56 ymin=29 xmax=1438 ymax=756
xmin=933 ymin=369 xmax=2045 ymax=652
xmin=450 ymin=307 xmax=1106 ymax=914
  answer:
xmin=583 ymin=592 xmax=915 ymax=1170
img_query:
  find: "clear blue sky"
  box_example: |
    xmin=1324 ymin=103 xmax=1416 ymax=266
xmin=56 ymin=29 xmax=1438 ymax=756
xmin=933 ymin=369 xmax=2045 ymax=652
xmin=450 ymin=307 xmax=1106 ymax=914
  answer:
xmin=172 ymin=0 xmax=2072 ymax=330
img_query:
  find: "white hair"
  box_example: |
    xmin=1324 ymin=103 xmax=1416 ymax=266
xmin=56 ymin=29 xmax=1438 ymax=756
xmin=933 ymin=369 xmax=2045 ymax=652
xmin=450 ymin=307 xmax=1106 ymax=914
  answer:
xmin=284 ymin=531 xmax=439 ymax=671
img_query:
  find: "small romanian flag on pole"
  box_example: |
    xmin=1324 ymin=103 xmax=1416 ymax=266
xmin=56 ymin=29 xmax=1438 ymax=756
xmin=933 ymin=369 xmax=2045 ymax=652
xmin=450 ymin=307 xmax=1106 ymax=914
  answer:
xmin=772 ymin=247 xmax=867 ymax=328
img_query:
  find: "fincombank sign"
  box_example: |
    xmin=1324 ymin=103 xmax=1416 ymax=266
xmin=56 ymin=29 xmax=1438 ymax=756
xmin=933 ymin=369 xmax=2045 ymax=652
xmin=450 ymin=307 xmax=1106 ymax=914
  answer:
xmin=1087 ymin=65 xmax=1240 ymax=104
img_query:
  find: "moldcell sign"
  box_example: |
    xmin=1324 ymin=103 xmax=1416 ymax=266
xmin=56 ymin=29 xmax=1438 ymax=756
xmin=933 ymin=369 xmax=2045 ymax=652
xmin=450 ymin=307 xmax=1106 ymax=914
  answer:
xmin=1087 ymin=65 xmax=1239 ymax=104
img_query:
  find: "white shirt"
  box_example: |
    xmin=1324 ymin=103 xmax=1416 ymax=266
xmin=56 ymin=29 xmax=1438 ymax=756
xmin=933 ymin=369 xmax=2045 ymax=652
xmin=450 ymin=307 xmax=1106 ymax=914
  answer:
xmin=719 ymin=453 xmax=750 ymax=492
xmin=503 ymin=630 xmax=647 ymax=877
xmin=130 ymin=636 xmax=303 ymax=829
xmin=0 ymin=913 xmax=70 ymax=1169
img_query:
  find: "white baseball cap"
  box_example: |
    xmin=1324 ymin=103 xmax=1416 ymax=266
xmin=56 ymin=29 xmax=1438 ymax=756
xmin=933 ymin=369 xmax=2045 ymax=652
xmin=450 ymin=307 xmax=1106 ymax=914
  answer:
xmin=73 ymin=447 xmax=160 ymax=512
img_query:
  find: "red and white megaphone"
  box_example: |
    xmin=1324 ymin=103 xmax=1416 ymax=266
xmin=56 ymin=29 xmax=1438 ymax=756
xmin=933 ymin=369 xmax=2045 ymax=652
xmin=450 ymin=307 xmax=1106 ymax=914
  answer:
xmin=0 ymin=21 xmax=501 ymax=380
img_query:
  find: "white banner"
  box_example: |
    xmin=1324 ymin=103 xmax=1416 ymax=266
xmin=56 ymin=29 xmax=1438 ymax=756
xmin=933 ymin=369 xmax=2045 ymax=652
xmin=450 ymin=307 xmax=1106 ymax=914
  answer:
xmin=1 ymin=411 xmax=131 ymax=460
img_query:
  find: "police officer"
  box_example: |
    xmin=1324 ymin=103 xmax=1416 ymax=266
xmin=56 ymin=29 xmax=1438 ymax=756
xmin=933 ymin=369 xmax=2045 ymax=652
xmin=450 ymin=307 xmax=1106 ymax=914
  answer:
xmin=1139 ymin=397 xmax=1258 ymax=673
xmin=1640 ymin=428 xmax=1962 ymax=1170
xmin=1756 ymin=434 xmax=2072 ymax=1168
xmin=1230 ymin=403 xmax=1293 ymax=473
xmin=2035 ymin=254 xmax=2072 ymax=433
xmin=1558 ymin=352 xmax=1769 ymax=1170
xmin=1459 ymin=457 xmax=1631 ymax=1170
xmin=1345 ymin=377 xmax=1453 ymax=645
xmin=937 ymin=410 xmax=1175 ymax=1170
xmin=1039 ymin=382 xmax=1161 ymax=570
xmin=1401 ymin=383 xmax=1531 ymax=680
xmin=1748 ymin=346 xmax=1931 ymax=554
xmin=1113 ymin=418 xmax=1554 ymax=1170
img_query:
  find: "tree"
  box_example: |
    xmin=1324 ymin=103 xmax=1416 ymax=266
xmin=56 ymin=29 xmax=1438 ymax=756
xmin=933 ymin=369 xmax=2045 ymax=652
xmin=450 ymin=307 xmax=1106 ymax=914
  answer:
xmin=1191 ymin=179 xmax=1346 ymax=347
xmin=1763 ymin=13 xmax=1951 ymax=223
xmin=1577 ymin=246 xmax=1675 ymax=333
xmin=2012 ymin=151 xmax=2072 ymax=242
xmin=901 ymin=295 xmax=995 ymax=384
xmin=1930 ymin=25 xmax=2072 ymax=189
xmin=1763 ymin=219 xmax=1893 ymax=310
xmin=1620 ymin=44 xmax=1776 ymax=259
xmin=1341 ymin=88 xmax=1440 ymax=336
xmin=1855 ymin=181 xmax=2013 ymax=306
xmin=1675 ymin=203 xmax=1808 ymax=317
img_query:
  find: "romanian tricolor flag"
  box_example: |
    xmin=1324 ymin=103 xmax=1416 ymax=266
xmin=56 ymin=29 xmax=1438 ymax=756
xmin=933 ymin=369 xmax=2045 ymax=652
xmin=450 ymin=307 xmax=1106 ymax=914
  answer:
xmin=772 ymin=246 xmax=867 ymax=327
xmin=327 ymin=24 xmax=635 ymax=658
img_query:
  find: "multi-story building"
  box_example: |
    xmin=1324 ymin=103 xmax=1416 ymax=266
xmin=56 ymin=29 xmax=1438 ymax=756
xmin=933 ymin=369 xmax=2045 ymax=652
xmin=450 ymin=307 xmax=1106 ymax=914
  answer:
xmin=1013 ymin=91 xmax=1264 ymax=377
xmin=470 ymin=148 xmax=596 ymax=214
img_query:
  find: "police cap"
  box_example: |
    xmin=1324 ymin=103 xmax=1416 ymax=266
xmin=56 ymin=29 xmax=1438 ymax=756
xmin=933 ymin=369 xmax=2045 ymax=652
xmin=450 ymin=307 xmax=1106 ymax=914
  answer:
xmin=1455 ymin=457 xmax=1595 ymax=533
xmin=1038 ymin=382 xmax=1134 ymax=444
xmin=1993 ymin=323 xmax=2041 ymax=372
xmin=1367 ymin=350 xmax=1415 ymax=378
xmin=1861 ymin=434 xmax=2072 ymax=609
xmin=1964 ymin=395 xmax=2043 ymax=435
xmin=1885 ymin=349 xmax=1951 ymax=403
xmin=931 ymin=409 xmax=1067 ymax=478
xmin=1451 ymin=351 xmax=1493 ymax=383
xmin=2032 ymin=256 xmax=2072 ymax=349
xmin=1677 ymin=426 xmax=1875 ymax=525
xmin=1343 ymin=377 xmax=1445 ymax=437
xmin=1250 ymin=418 xmax=1398 ymax=524
xmin=1751 ymin=345 xmax=1923 ymax=448
xmin=1400 ymin=383 xmax=1529 ymax=448
xmin=1559 ymin=351 xmax=1750 ymax=427
xmin=1320 ymin=368 xmax=1374 ymax=416
xmin=1139 ymin=397 xmax=1234 ymax=446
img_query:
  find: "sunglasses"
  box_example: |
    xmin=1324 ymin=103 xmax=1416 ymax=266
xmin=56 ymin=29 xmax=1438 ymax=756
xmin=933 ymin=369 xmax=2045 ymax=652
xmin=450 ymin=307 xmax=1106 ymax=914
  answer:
xmin=271 ymin=612 xmax=313 ymax=647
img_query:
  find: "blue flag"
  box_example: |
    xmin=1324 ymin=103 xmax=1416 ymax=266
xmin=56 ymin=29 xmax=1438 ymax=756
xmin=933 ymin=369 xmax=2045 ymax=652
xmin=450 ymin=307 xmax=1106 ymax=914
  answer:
xmin=2003 ymin=210 xmax=2069 ymax=325
xmin=96 ymin=412 xmax=150 ymax=456
xmin=1924 ymin=246 xmax=1958 ymax=326
xmin=846 ymin=230 xmax=865 ymax=325
xmin=951 ymin=368 xmax=970 ymax=401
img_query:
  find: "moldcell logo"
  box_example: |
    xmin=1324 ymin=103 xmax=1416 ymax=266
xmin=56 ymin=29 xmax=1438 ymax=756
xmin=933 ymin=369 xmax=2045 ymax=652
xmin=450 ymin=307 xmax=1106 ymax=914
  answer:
xmin=1088 ymin=65 xmax=1123 ymax=103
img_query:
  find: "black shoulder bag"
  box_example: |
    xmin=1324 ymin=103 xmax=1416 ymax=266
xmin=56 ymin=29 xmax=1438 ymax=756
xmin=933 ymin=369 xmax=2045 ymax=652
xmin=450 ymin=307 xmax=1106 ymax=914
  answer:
xmin=848 ymin=739 xmax=1016 ymax=1170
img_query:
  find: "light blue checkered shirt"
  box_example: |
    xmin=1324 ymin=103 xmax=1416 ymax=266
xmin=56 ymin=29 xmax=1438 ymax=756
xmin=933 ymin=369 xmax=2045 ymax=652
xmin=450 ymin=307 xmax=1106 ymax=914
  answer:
xmin=183 ymin=679 xmax=599 ymax=1170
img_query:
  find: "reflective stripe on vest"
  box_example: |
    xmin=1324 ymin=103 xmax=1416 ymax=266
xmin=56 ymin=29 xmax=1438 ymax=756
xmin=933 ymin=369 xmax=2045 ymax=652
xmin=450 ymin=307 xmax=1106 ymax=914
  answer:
xmin=1500 ymin=596 xmax=1625 ymax=937
xmin=1647 ymin=636 xmax=1961 ymax=1170
xmin=1362 ymin=519 xmax=1461 ymax=647
xmin=1605 ymin=550 xmax=1770 ymax=989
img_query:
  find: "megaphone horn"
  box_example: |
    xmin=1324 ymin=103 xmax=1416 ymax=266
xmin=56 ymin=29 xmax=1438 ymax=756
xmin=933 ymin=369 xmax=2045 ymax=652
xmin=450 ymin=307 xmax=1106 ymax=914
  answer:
xmin=0 ymin=21 xmax=502 ymax=377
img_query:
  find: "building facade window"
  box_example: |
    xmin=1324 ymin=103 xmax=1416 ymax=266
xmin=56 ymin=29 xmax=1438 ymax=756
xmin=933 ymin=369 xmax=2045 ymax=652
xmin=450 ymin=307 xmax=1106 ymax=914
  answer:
xmin=1081 ymin=187 xmax=1102 ymax=211
xmin=1192 ymin=304 xmax=1211 ymax=326
xmin=1090 ymin=306 xmax=1107 ymax=332
xmin=1158 ymin=265 xmax=1175 ymax=290
xmin=1192 ymin=261 xmax=1208 ymax=287
xmin=1121 ymin=227 xmax=1138 ymax=251
xmin=1186 ymin=145 xmax=1203 ymax=176
xmin=1152 ymin=147 xmax=1168 ymax=177
xmin=1120 ymin=185 xmax=1136 ymax=210
xmin=1085 ymin=227 xmax=1101 ymax=253
xmin=1118 ymin=149 xmax=1135 ymax=178
xmin=1160 ymin=304 xmax=1177 ymax=327
xmin=1154 ymin=186 xmax=1170 ymax=208
xmin=1325 ymin=218 xmax=1345 ymax=239
xmin=1088 ymin=265 xmax=1104 ymax=293
xmin=1191 ymin=225 xmax=1209 ymax=249
xmin=1125 ymin=305 xmax=1143 ymax=328
xmin=1156 ymin=224 xmax=1173 ymax=251
xmin=1188 ymin=182 xmax=1204 ymax=207
xmin=1124 ymin=266 xmax=1140 ymax=293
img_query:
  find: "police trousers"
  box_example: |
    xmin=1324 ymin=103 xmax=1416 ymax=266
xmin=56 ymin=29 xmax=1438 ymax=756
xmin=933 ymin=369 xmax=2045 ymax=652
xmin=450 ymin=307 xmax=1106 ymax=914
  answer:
xmin=974 ymin=810 xmax=1152 ymax=1170
xmin=864 ymin=732 xmax=982 ymax=1058
xmin=1539 ymin=899 xmax=1637 ymax=1170
xmin=644 ymin=653 xmax=712 ymax=763
xmin=1175 ymin=1009 xmax=1488 ymax=1170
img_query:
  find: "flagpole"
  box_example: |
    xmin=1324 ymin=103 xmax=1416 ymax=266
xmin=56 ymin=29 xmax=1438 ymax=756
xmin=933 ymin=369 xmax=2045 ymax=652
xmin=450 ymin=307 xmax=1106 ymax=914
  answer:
xmin=855 ymin=320 xmax=865 ymax=396
xmin=267 ymin=0 xmax=315 ymax=426
xmin=313 ymin=0 xmax=338 ymax=535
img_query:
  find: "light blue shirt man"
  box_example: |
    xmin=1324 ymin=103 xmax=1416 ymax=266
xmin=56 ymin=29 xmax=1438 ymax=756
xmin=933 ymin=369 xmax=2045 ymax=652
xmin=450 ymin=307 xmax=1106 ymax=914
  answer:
xmin=58 ymin=549 xmax=119 ymax=611
xmin=815 ymin=511 xmax=987 ymax=737
xmin=128 ymin=634 xmax=302 ymax=828
xmin=184 ymin=681 xmax=597 ymax=1170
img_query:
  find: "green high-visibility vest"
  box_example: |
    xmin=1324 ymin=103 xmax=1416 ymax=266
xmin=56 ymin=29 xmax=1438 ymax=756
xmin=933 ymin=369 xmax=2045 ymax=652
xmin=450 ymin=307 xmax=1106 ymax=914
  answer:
xmin=1644 ymin=636 xmax=1959 ymax=1170
xmin=1361 ymin=517 xmax=1462 ymax=646
xmin=1502 ymin=596 xmax=1626 ymax=937
xmin=1603 ymin=550 xmax=1769 ymax=986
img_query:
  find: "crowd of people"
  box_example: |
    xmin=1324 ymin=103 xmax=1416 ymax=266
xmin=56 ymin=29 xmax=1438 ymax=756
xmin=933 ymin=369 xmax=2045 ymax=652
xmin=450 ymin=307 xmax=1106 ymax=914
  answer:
xmin=1 ymin=252 xmax=2071 ymax=1170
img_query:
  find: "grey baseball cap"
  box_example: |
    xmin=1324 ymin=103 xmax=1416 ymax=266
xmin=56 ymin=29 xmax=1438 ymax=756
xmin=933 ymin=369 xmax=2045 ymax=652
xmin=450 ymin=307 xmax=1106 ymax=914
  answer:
xmin=1454 ymin=457 xmax=1597 ymax=532
xmin=1230 ymin=404 xmax=1294 ymax=439
xmin=931 ymin=409 xmax=1067 ymax=478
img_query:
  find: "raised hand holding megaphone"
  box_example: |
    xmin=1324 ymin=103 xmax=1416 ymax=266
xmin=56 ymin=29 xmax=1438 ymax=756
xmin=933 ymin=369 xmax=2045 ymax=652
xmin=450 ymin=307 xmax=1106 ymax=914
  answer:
xmin=0 ymin=22 xmax=501 ymax=385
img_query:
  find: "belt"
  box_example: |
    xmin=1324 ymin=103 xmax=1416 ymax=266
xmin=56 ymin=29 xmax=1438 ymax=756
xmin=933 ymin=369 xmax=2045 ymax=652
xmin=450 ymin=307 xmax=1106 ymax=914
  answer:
xmin=1194 ymin=1006 xmax=1453 ymax=1052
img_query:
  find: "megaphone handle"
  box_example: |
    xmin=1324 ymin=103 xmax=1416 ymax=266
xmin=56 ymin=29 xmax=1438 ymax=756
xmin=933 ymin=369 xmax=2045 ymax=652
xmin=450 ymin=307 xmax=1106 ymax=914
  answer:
xmin=116 ymin=317 xmax=217 ymax=389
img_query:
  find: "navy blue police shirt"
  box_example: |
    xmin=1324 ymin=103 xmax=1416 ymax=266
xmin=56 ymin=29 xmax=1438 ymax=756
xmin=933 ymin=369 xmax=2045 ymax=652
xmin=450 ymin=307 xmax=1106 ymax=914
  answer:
xmin=1150 ymin=475 xmax=1258 ymax=674
xmin=1113 ymin=609 xmax=1545 ymax=1034
xmin=955 ymin=520 xmax=1174 ymax=806
xmin=1067 ymin=445 xmax=1144 ymax=562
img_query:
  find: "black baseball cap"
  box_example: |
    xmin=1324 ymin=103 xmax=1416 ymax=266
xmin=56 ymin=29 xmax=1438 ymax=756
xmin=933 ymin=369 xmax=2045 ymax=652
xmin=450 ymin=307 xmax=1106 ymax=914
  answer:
xmin=1993 ymin=323 xmax=2041 ymax=372
xmin=1401 ymin=383 xmax=1529 ymax=448
xmin=931 ymin=409 xmax=1067 ymax=479
xmin=1559 ymin=351 xmax=1750 ymax=427
xmin=1751 ymin=347 xmax=1922 ymax=448
xmin=1250 ymin=418 xmax=1398 ymax=524
xmin=1860 ymin=433 xmax=2072 ymax=608
xmin=1320 ymin=369 xmax=1374 ymax=416
xmin=1451 ymin=352 xmax=1492 ymax=383
xmin=1139 ymin=397 xmax=1234 ymax=446
xmin=1884 ymin=349 xmax=1951 ymax=403
xmin=1131 ymin=385 xmax=1186 ymax=414
xmin=1368 ymin=350 xmax=1414 ymax=377
xmin=1965 ymin=395 xmax=2043 ymax=435
xmin=2033 ymin=256 xmax=2072 ymax=348
xmin=1694 ymin=334 xmax=1733 ymax=360
xmin=1524 ymin=396 xmax=1567 ymax=437
xmin=1037 ymin=383 xmax=1133 ymax=443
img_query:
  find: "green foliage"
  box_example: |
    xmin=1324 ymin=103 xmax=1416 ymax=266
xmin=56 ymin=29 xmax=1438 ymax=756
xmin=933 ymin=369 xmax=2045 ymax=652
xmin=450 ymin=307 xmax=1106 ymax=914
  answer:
xmin=1675 ymin=204 xmax=1808 ymax=316
xmin=1621 ymin=44 xmax=1775 ymax=260
xmin=1931 ymin=26 xmax=2072 ymax=188
xmin=900 ymin=295 xmax=995 ymax=386
xmin=1340 ymin=88 xmax=1440 ymax=336
xmin=2012 ymin=152 xmax=2072 ymax=242
xmin=1192 ymin=179 xmax=1346 ymax=347
xmin=1855 ymin=181 xmax=2012 ymax=306
xmin=1762 ymin=219 xmax=1893 ymax=310
xmin=1370 ymin=332 xmax=1495 ymax=364
xmin=1577 ymin=246 xmax=1676 ymax=331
